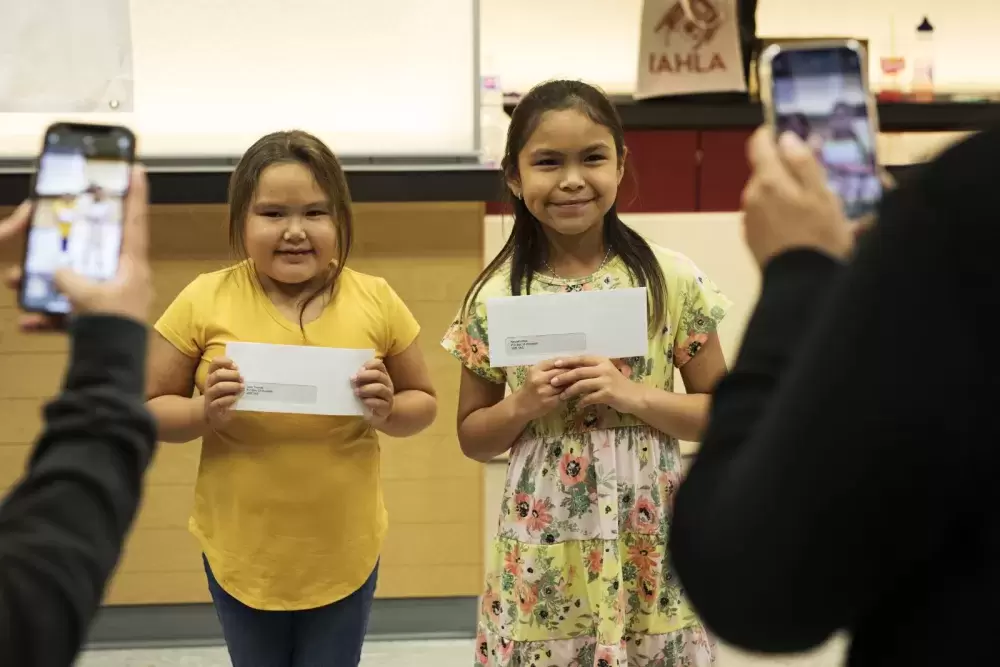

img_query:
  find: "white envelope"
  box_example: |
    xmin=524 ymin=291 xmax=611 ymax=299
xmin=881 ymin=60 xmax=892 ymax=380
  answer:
xmin=225 ymin=342 xmax=374 ymax=416
xmin=485 ymin=287 xmax=648 ymax=368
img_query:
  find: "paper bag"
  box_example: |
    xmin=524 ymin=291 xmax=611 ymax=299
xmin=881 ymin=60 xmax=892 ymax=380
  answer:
xmin=635 ymin=0 xmax=747 ymax=100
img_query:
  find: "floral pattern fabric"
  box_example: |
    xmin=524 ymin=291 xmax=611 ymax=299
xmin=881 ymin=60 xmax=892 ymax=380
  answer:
xmin=442 ymin=245 xmax=732 ymax=667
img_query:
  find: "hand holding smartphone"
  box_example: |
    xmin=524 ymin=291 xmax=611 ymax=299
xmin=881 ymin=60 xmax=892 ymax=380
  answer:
xmin=757 ymin=40 xmax=883 ymax=221
xmin=3 ymin=122 xmax=152 ymax=332
xmin=19 ymin=122 xmax=136 ymax=318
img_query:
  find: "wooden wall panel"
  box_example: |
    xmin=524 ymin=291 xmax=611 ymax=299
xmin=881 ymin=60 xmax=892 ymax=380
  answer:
xmin=0 ymin=201 xmax=485 ymax=605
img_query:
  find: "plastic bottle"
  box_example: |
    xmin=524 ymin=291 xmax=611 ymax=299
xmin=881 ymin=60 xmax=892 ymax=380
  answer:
xmin=910 ymin=16 xmax=935 ymax=100
xmin=479 ymin=62 xmax=509 ymax=168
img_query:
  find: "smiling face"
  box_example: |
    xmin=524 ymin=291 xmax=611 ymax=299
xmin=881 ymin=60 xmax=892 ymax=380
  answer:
xmin=510 ymin=108 xmax=624 ymax=239
xmin=242 ymin=162 xmax=338 ymax=286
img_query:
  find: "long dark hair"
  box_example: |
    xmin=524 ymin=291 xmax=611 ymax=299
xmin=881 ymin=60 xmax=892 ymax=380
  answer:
xmin=462 ymin=79 xmax=667 ymax=335
xmin=227 ymin=130 xmax=354 ymax=331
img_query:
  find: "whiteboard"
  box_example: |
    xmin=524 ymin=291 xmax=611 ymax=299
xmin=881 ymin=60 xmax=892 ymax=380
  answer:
xmin=0 ymin=0 xmax=479 ymax=162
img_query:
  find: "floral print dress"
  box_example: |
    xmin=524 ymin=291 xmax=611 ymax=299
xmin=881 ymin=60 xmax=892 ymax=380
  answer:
xmin=442 ymin=244 xmax=733 ymax=667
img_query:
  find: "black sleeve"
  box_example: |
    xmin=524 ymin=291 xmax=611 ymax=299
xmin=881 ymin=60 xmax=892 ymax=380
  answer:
xmin=0 ymin=315 xmax=157 ymax=667
xmin=670 ymin=134 xmax=994 ymax=653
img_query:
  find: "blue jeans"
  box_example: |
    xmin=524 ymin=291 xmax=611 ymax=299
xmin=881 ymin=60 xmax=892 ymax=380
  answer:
xmin=204 ymin=555 xmax=378 ymax=667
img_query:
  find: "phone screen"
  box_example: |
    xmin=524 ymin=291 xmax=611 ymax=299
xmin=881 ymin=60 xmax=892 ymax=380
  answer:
xmin=771 ymin=45 xmax=881 ymax=220
xmin=21 ymin=124 xmax=134 ymax=315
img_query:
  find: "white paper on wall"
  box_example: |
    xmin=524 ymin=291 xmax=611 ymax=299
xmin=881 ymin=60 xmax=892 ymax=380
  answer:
xmin=0 ymin=0 xmax=134 ymax=113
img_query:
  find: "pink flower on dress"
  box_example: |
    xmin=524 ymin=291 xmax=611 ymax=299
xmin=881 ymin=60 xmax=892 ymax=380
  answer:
xmin=516 ymin=580 xmax=538 ymax=614
xmin=456 ymin=332 xmax=489 ymax=367
xmin=526 ymin=498 xmax=553 ymax=534
xmin=638 ymin=574 xmax=658 ymax=603
xmin=559 ymin=452 xmax=590 ymax=488
xmin=586 ymin=547 xmax=603 ymax=576
xmin=475 ymin=630 xmax=490 ymax=665
xmin=512 ymin=492 xmax=532 ymax=523
xmin=628 ymin=536 xmax=661 ymax=579
xmin=659 ymin=471 xmax=682 ymax=509
xmin=674 ymin=332 xmax=709 ymax=367
xmin=504 ymin=543 xmax=522 ymax=576
xmin=481 ymin=586 xmax=502 ymax=623
xmin=595 ymin=645 xmax=617 ymax=667
xmin=496 ymin=637 xmax=514 ymax=662
xmin=629 ymin=496 xmax=660 ymax=534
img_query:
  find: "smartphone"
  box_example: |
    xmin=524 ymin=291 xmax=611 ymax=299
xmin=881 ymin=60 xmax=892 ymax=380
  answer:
xmin=758 ymin=40 xmax=882 ymax=220
xmin=19 ymin=122 xmax=136 ymax=316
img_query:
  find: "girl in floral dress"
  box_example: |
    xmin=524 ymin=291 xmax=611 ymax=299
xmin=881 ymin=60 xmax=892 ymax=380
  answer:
xmin=442 ymin=80 xmax=732 ymax=667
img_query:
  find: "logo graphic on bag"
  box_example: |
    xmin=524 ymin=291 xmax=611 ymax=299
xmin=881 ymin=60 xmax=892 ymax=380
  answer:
xmin=636 ymin=0 xmax=748 ymax=98
xmin=655 ymin=0 xmax=724 ymax=50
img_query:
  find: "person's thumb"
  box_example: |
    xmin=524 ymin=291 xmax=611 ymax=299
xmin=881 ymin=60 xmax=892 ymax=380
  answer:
xmin=779 ymin=131 xmax=828 ymax=191
xmin=53 ymin=268 xmax=95 ymax=307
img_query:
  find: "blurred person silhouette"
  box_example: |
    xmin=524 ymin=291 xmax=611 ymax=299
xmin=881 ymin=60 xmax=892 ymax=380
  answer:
xmin=79 ymin=185 xmax=115 ymax=277
xmin=0 ymin=167 xmax=156 ymax=666
xmin=52 ymin=193 xmax=76 ymax=260
xmin=670 ymin=126 xmax=1000 ymax=666
xmin=820 ymin=101 xmax=876 ymax=217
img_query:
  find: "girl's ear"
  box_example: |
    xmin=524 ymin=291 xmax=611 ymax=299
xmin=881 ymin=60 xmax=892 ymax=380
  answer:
xmin=507 ymin=176 xmax=522 ymax=200
xmin=617 ymin=146 xmax=629 ymax=186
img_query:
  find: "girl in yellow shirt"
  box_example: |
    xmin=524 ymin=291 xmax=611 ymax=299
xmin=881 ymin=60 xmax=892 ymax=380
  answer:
xmin=145 ymin=130 xmax=437 ymax=667
xmin=52 ymin=194 xmax=76 ymax=255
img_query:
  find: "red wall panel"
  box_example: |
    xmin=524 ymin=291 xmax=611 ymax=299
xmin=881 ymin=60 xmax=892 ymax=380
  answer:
xmin=698 ymin=130 xmax=753 ymax=212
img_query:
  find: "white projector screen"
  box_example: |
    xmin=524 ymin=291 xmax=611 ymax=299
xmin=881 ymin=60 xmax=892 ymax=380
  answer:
xmin=0 ymin=0 xmax=479 ymax=162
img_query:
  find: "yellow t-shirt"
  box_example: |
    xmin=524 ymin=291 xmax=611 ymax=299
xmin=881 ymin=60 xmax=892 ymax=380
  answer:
xmin=154 ymin=263 xmax=421 ymax=611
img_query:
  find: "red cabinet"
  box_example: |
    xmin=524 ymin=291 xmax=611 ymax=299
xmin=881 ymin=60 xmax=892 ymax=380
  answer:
xmin=697 ymin=130 xmax=753 ymax=212
xmin=620 ymin=131 xmax=698 ymax=213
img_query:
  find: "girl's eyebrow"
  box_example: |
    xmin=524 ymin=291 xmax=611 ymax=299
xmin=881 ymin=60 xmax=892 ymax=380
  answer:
xmin=529 ymin=142 xmax=611 ymax=158
xmin=253 ymin=200 xmax=328 ymax=208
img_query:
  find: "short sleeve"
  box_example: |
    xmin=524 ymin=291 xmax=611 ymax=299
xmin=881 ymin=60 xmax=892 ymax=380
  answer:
xmin=153 ymin=275 xmax=207 ymax=358
xmin=674 ymin=261 xmax=733 ymax=368
xmin=440 ymin=296 xmax=506 ymax=385
xmin=379 ymin=278 xmax=421 ymax=357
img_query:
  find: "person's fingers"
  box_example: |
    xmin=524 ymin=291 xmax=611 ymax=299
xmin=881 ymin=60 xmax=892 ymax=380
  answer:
xmin=550 ymin=365 xmax=601 ymax=386
xmin=120 ymin=165 xmax=150 ymax=262
xmin=18 ymin=313 xmax=59 ymax=331
xmin=52 ymin=267 xmax=94 ymax=303
xmin=746 ymin=125 xmax=779 ymax=170
xmin=536 ymin=367 xmax=569 ymax=385
xmin=878 ymin=167 xmax=896 ymax=191
xmin=361 ymin=358 xmax=386 ymax=371
xmin=0 ymin=201 xmax=32 ymax=244
xmin=852 ymin=213 xmax=876 ymax=241
xmin=210 ymin=394 xmax=241 ymax=411
xmin=559 ymin=377 xmax=602 ymax=400
xmin=553 ymin=355 xmax=601 ymax=369
xmin=362 ymin=397 xmax=391 ymax=412
xmin=208 ymin=357 xmax=237 ymax=372
xmin=207 ymin=369 xmax=242 ymax=389
xmin=207 ymin=380 xmax=244 ymax=399
xmin=533 ymin=359 xmax=558 ymax=372
xmin=778 ymin=131 xmax=829 ymax=192
xmin=536 ymin=383 xmax=562 ymax=398
xmin=4 ymin=266 xmax=22 ymax=289
xmin=356 ymin=383 xmax=393 ymax=401
xmin=352 ymin=369 xmax=389 ymax=386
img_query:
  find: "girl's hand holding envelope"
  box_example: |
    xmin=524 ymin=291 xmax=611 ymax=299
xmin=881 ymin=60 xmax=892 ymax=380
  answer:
xmin=352 ymin=358 xmax=394 ymax=426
